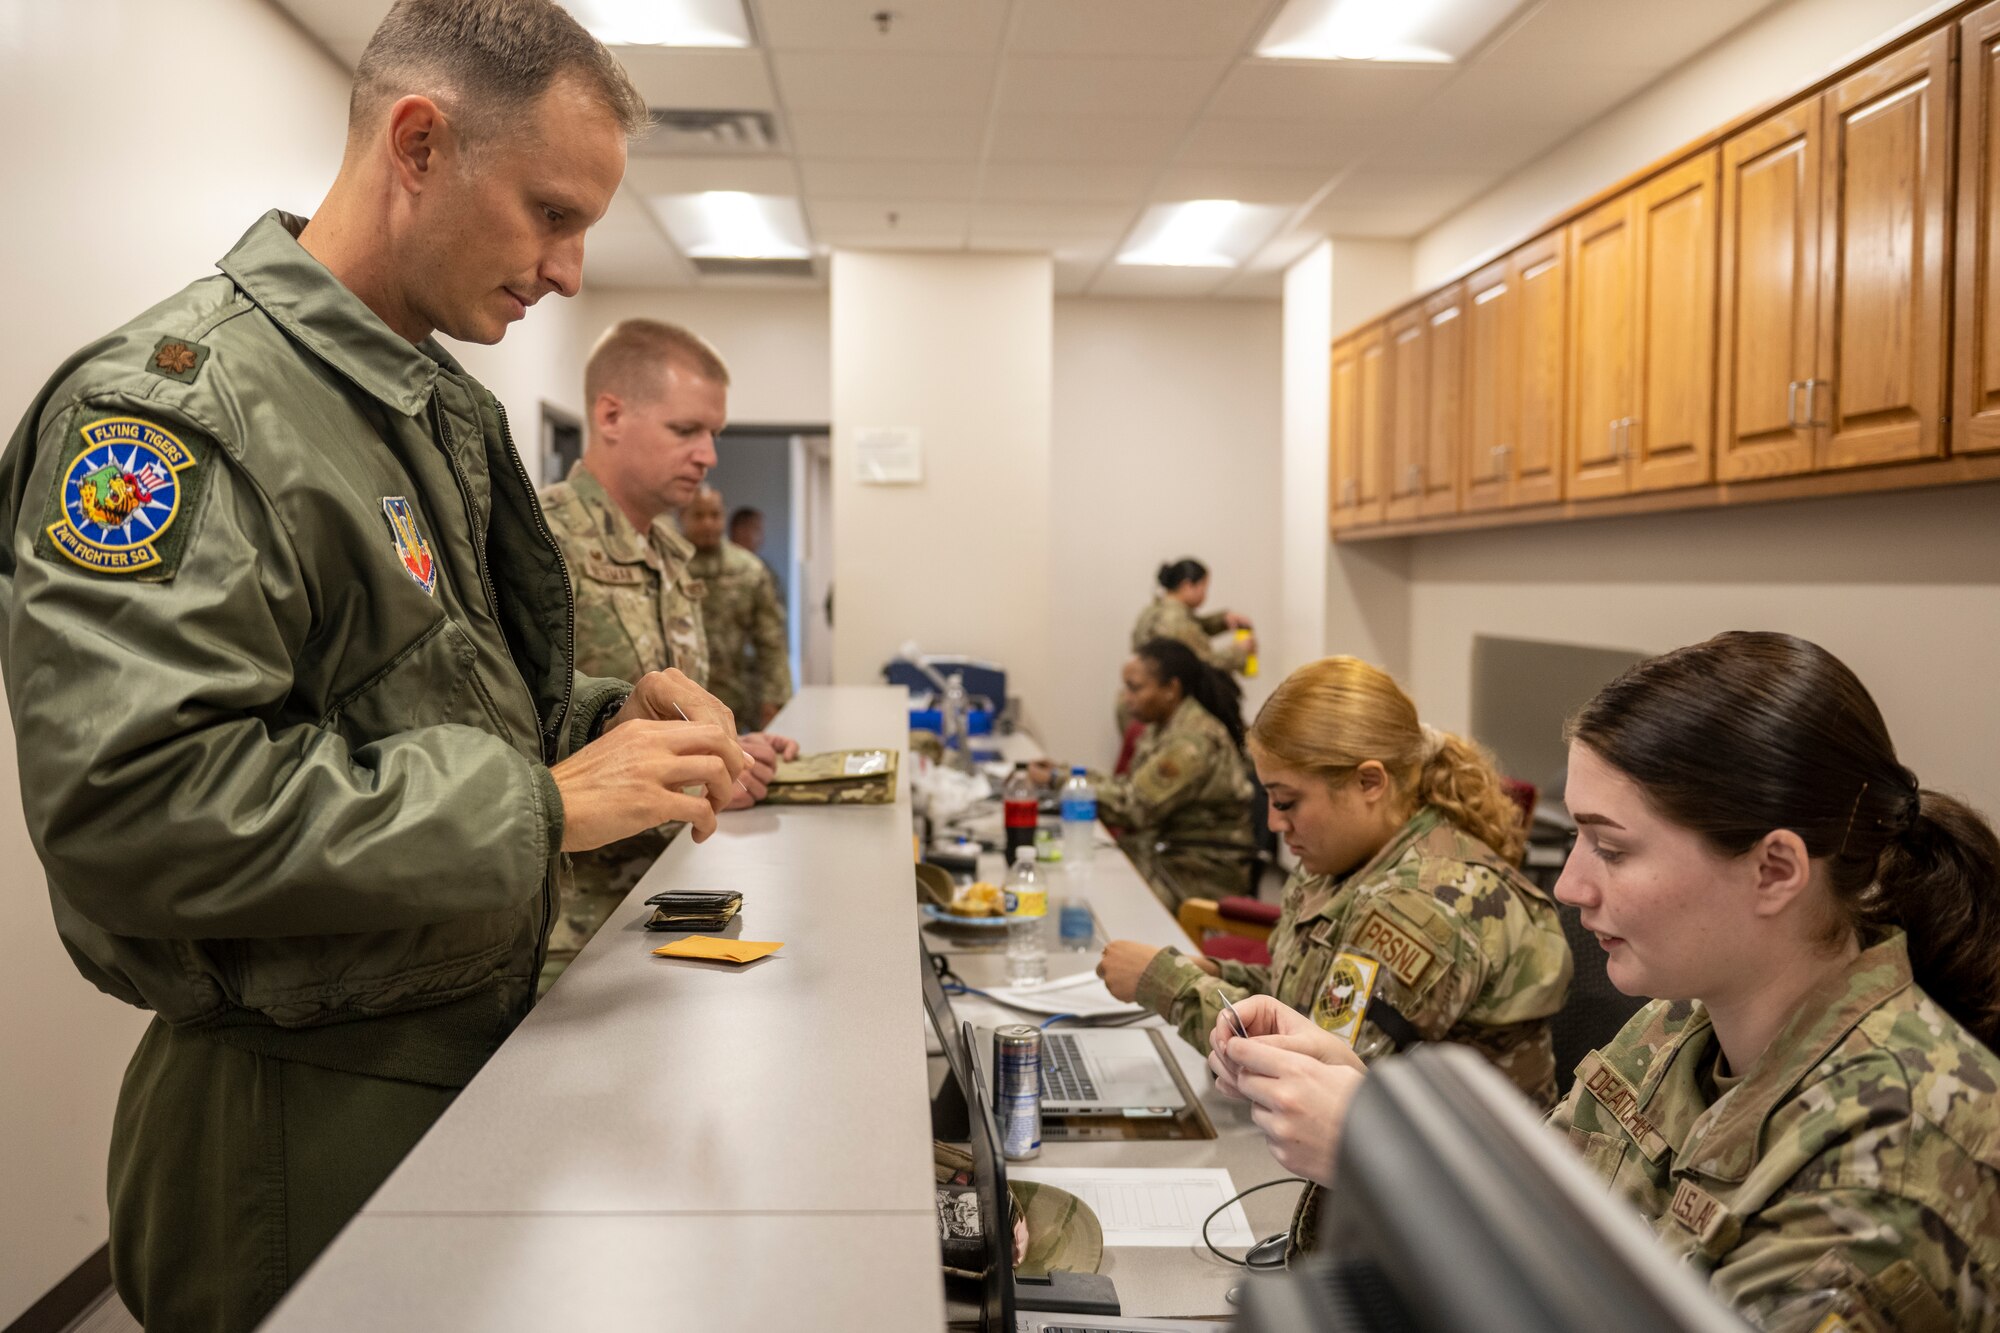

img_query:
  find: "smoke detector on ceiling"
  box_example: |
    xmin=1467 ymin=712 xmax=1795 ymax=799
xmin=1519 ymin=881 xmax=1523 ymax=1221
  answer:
xmin=634 ymin=108 xmax=781 ymax=156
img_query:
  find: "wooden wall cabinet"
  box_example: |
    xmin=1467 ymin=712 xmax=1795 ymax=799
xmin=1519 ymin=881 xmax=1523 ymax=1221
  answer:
xmin=1382 ymin=304 xmax=1428 ymax=522
xmin=1419 ymin=285 xmax=1466 ymax=517
xmin=1958 ymin=0 xmax=2000 ymax=455
xmin=1565 ymin=151 xmax=1719 ymax=500
xmin=1463 ymin=232 xmax=1567 ymax=513
xmin=1329 ymin=323 xmax=1387 ymax=528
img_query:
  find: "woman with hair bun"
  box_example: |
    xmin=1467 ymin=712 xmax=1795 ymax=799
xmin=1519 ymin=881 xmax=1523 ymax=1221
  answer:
xmin=1097 ymin=655 xmax=1572 ymax=1111
xmin=1130 ymin=557 xmax=1256 ymax=675
xmin=1209 ymin=633 xmax=2000 ymax=1328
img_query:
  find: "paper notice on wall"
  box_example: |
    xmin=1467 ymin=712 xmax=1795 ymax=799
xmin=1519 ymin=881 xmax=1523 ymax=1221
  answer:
xmin=854 ymin=427 xmax=922 ymax=484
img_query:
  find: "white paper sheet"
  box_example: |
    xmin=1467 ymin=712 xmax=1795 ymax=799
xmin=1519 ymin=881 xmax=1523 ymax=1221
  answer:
xmin=1004 ymin=1167 xmax=1255 ymax=1248
xmin=984 ymin=971 xmax=1145 ymax=1019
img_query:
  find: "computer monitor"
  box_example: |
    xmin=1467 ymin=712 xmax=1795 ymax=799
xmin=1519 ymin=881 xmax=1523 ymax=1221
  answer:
xmin=920 ymin=941 xmax=1015 ymax=1332
xmin=1236 ymin=1044 xmax=1747 ymax=1333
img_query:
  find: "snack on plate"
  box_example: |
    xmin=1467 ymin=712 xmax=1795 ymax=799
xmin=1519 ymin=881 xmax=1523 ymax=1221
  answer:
xmin=946 ymin=880 xmax=1006 ymax=918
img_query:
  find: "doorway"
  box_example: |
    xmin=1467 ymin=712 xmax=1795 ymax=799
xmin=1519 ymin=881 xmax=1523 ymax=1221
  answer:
xmin=708 ymin=426 xmax=833 ymax=687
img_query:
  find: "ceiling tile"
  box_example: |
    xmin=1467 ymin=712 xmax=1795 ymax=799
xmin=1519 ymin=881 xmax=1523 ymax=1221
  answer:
xmin=970 ymin=202 xmax=1135 ymax=237
xmin=995 ymin=56 xmax=1226 ymax=120
xmin=801 ymin=159 xmax=983 ymax=199
xmin=771 ymin=50 xmax=997 ymax=114
xmin=978 ymin=161 xmax=1153 ymax=204
xmin=1481 ymin=0 xmax=1783 ymax=72
xmin=755 ymin=0 xmax=1010 ymax=53
xmin=613 ymin=48 xmax=776 ymax=109
xmin=1150 ymin=164 xmax=1330 ymax=205
xmin=624 ymin=157 xmax=801 ymax=196
xmin=987 ymin=116 xmax=1186 ymax=164
xmin=1208 ymin=62 xmax=1453 ymax=122
xmin=810 ymin=199 xmax=972 ymax=236
xmin=582 ymin=189 xmax=695 ymax=289
xmin=1009 ymin=0 xmax=1268 ymax=59
xmin=787 ymin=112 xmax=985 ymax=160
xmin=1176 ymin=118 xmax=1366 ymax=170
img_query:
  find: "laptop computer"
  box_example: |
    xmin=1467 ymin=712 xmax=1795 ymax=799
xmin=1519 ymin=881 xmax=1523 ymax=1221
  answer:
xmin=974 ymin=1027 xmax=1187 ymax=1117
xmin=921 ymin=941 xmax=1233 ymax=1333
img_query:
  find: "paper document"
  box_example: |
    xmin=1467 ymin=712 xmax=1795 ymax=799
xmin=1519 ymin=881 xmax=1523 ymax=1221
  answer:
xmin=1004 ymin=1167 xmax=1254 ymax=1248
xmin=985 ymin=971 xmax=1145 ymax=1019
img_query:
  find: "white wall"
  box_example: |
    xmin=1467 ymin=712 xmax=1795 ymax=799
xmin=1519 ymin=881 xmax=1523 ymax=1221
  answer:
xmin=0 ymin=0 xmax=351 ymax=1319
xmin=1044 ymin=298 xmax=1283 ymax=769
xmin=829 ymin=252 xmax=1056 ymax=728
xmin=1415 ymin=0 xmax=1949 ymax=286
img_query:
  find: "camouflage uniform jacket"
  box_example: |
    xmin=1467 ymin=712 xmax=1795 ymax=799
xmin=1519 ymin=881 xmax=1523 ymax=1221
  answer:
xmin=1092 ymin=696 xmax=1255 ymax=909
xmin=1136 ymin=806 xmax=1573 ymax=1098
xmin=536 ymin=463 xmax=710 ymax=976
xmin=687 ymin=539 xmax=791 ymax=724
xmin=1547 ymin=932 xmax=2000 ymax=1333
xmin=1130 ymin=594 xmax=1249 ymax=673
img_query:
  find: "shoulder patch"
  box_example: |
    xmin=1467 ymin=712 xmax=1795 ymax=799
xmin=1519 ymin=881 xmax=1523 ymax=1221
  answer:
xmin=146 ymin=336 xmax=210 ymax=384
xmin=1352 ymin=907 xmax=1443 ymax=993
xmin=1311 ymin=951 xmax=1381 ymax=1044
xmin=37 ymin=416 xmax=207 ymax=579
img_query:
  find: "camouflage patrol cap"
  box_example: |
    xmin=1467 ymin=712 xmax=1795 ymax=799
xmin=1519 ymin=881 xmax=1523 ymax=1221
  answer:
xmin=1008 ymin=1179 xmax=1104 ymax=1277
xmin=915 ymin=862 xmax=954 ymax=908
xmin=762 ymin=748 xmax=899 ymax=805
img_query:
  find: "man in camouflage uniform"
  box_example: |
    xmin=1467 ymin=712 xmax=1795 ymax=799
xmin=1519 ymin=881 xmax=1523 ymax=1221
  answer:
xmin=682 ymin=484 xmax=792 ymax=729
xmin=538 ymin=317 xmax=791 ymax=991
xmin=1087 ymin=695 xmax=1257 ymax=910
xmin=1549 ymin=931 xmax=2000 ymax=1333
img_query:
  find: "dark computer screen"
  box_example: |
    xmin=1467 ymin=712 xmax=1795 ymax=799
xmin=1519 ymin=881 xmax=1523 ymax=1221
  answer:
xmin=1237 ymin=1044 xmax=1747 ymax=1333
xmin=921 ymin=941 xmax=1015 ymax=1333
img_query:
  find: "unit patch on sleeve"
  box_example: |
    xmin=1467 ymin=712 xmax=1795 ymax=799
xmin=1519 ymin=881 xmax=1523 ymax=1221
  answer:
xmin=1310 ymin=950 xmax=1381 ymax=1044
xmin=39 ymin=416 xmax=203 ymax=577
xmin=381 ymin=496 xmax=437 ymax=595
xmin=1351 ymin=907 xmax=1442 ymax=992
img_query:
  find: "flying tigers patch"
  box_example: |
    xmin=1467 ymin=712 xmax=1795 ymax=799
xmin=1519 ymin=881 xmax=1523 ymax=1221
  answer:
xmin=37 ymin=416 xmax=208 ymax=579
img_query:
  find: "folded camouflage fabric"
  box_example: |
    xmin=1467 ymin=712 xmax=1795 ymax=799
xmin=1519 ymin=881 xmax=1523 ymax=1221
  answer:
xmin=1009 ymin=1180 xmax=1103 ymax=1277
xmin=762 ymin=748 xmax=899 ymax=805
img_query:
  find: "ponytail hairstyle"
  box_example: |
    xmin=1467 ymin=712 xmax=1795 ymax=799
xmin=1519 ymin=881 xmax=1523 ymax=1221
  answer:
xmin=1247 ymin=656 xmax=1526 ymax=863
xmin=1567 ymin=631 xmax=2000 ymax=1048
xmin=1135 ymin=637 xmax=1246 ymax=751
xmin=1156 ymin=557 xmax=1208 ymax=593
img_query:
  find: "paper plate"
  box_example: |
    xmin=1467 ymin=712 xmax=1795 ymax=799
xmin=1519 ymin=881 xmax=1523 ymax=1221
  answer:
xmin=922 ymin=902 xmax=1011 ymax=930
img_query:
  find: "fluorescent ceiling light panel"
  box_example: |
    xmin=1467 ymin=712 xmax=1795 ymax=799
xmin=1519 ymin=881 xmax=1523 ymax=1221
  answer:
xmin=649 ymin=192 xmax=812 ymax=260
xmin=1256 ymin=0 xmax=1519 ymax=63
xmin=1117 ymin=200 xmax=1289 ymax=269
xmin=565 ymin=0 xmax=750 ymax=48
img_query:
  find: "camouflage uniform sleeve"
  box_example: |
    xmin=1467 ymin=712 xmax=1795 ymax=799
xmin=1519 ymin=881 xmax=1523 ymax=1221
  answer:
xmin=1134 ymin=945 xmax=1269 ymax=1055
xmin=750 ymin=562 xmax=793 ymax=713
xmin=1194 ymin=610 xmax=1231 ymax=636
xmin=1347 ymin=885 xmax=1489 ymax=1046
xmin=1091 ymin=733 xmax=1213 ymax=829
xmin=1713 ymin=1190 xmax=1977 ymax=1333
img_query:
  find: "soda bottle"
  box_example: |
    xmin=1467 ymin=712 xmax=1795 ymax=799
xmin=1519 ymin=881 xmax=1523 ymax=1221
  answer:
xmin=1004 ymin=846 xmax=1047 ymax=985
xmin=1002 ymin=764 xmax=1038 ymax=865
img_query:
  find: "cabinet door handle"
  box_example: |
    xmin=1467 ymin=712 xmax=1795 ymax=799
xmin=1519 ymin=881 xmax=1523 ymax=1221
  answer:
xmin=1803 ymin=378 xmax=1826 ymax=428
xmin=1625 ymin=417 xmax=1640 ymax=461
xmin=1786 ymin=380 xmax=1801 ymax=429
xmin=1608 ymin=419 xmax=1621 ymax=459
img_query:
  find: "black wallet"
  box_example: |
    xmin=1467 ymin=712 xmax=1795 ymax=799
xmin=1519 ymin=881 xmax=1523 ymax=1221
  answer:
xmin=642 ymin=889 xmax=742 ymax=932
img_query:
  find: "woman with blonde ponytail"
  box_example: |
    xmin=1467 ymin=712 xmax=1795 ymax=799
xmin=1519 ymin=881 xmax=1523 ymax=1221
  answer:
xmin=1208 ymin=634 xmax=2000 ymax=1328
xmin=1095 ymin=655 xmax=1572 ymax=1106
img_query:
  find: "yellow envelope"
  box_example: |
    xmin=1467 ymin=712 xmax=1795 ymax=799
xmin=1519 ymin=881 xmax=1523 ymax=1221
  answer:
xmin=651 ymin=936 xmax=785 ymax=965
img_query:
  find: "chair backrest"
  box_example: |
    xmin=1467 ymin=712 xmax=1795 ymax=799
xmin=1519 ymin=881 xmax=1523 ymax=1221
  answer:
xmin=1549 ymin=899 xmax=1649 ymax=1097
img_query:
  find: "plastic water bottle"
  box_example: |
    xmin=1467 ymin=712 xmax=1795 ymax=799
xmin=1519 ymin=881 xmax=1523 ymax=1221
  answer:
xmin=940 ymin=672 xmax=973 ymax=773
xmin=1004 ymin=846 xmax=1047 ymax=985
xmin=1059 ymin=767 xmax=1097 ymax=870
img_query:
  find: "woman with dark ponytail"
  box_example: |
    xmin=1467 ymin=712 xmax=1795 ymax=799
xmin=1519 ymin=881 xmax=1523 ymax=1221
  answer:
xmin=1130 ymin=557 xmax=1256 ymax=676
xmin=1203 ymin=633 xmax=2000 ymax=1330
xmin=1037 ymin=638 xmax=1256 ymax=912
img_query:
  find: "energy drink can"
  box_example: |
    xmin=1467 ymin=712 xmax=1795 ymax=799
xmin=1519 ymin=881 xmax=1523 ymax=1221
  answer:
xmin=992 ymin=1024 xmax=1043 ymax=1160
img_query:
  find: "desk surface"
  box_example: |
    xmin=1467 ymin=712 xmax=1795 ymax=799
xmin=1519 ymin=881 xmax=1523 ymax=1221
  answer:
xmin=262 ymin=686 xmax=944 ymax=1331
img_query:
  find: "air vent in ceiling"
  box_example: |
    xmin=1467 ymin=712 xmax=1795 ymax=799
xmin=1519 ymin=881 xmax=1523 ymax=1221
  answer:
xmin=636 ymin=108 xmax=781 ymax=156
xmin=690 ymin=256 xmax=817 ymax=279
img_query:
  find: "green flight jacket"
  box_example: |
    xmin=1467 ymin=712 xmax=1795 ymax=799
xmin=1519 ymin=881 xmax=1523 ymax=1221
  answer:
xmin=1549 ymin=933 xmax=2000 ymax=1332
xmin=0 ymin=211 xmax=630 ymax=1085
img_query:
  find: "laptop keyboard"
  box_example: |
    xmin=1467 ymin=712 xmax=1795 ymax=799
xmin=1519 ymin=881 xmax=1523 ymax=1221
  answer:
xmin=1041 ymin=1033 xmax=1099 ymax=1103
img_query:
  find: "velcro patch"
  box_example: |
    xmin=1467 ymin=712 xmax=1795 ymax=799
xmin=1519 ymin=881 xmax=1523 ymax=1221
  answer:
xmin=1575 ymin=1052 xmax=1671 ymax=1159
xmin=1667 ymin=1178 xmax=1738 ymax=1253
xmin=36 ymin=415 xmax=207 ymax=580
xmin=1352 ymin=909 xmax=1439 ymax=992
xmin=1310 ymin=951 xmax=1380 ymax=1044
xmin=581 ymin=553 xmax=646 ymax=586
xmin=146 ymin=336 xmax=210 ymax=384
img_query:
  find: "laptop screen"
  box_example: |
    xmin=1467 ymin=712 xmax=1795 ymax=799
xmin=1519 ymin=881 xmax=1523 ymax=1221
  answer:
xmin=920 ymin=940 xmax=1014 ymax=1332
